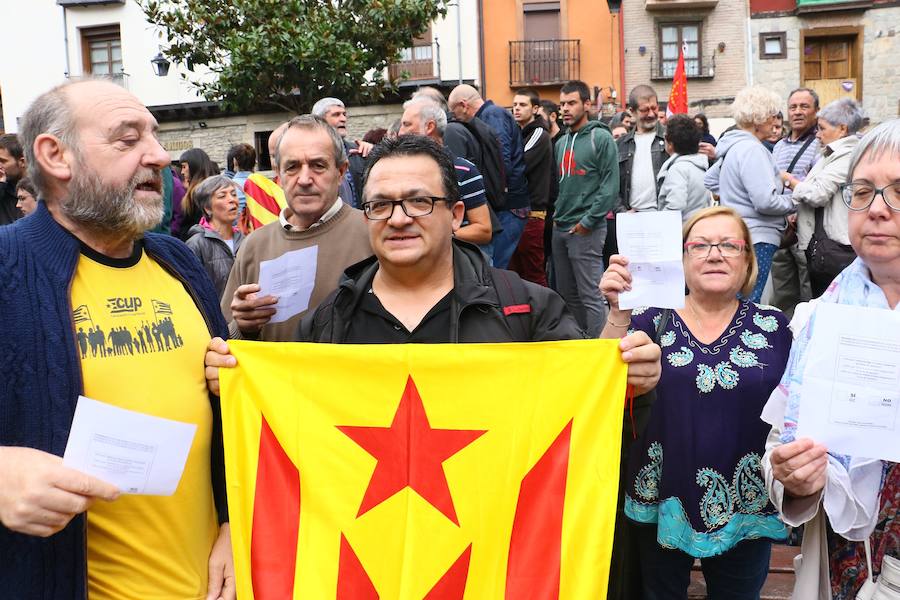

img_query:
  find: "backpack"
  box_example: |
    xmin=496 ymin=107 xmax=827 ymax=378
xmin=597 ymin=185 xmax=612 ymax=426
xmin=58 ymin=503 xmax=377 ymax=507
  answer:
xmin=456 ymin=117 xmax=508 ymax=212
xmin=489 ymin=267 xmax=532 ymax=341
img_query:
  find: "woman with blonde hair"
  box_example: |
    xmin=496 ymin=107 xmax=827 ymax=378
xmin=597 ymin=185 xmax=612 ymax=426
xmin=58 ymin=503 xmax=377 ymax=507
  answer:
xmin=601 ymin=206 xmax=792 ymax=599
xmin=705 ymin=86 xmax=795 ymax=302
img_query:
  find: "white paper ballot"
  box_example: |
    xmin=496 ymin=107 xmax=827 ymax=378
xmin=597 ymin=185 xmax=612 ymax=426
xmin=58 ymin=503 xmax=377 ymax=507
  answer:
xmin=63 ymin=396 xmax=197 ymax=495
xmin=797 ymin=303 xmax=900 ymax=462
xmin=616 ymin=211 xmax=685 ymax=310
xmin=258 ymin=245 xmax=319 ymax=323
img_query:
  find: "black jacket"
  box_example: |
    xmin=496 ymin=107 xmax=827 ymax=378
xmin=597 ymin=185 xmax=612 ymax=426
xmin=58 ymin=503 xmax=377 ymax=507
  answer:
xmin=616 ymin=124 xmax=669 ymax=211
xmin=298 ymin=240 xmax=585 ymax=343
xmin=185 ymin=225 xmax=244 ymax=300
xmin=0 ymin=180 xmax=23 ymax=225
xmin=445 ymin=120 xmax=481 ymax=167
xmin=520 ymin=117 xmax=554 ymax=212
xmin=344 ymin=139 xmax=366 ymax=207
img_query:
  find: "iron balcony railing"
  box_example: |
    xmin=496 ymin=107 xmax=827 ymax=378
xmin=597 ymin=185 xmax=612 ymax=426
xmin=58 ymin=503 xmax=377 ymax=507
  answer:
xmin=509 ymin=39 xmax=580 ymax=86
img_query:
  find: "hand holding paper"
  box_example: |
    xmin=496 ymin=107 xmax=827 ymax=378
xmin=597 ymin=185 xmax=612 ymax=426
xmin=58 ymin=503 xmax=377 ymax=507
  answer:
xmin=63 ymin=396 xmax=197 ymax=495
xmin=797 ymin=303 xmax=900 ymax=462
xmin=615 ymin=211 xmax=685 ymax=310
xmin=257 ymin=246 xmax=319 ymax=323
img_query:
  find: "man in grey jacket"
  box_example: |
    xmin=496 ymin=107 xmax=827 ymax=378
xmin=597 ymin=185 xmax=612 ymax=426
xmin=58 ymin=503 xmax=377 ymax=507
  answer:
xmin=616 ymin=85 xmax=669 ymax=212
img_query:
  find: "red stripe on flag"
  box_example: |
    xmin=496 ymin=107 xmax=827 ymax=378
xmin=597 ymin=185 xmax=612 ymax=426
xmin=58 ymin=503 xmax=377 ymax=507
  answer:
xmin=337 ymin=534 xmax=380 ymax=599
xmin=244 ymin=178 xmax=284 ymax=216
xmin=424 ymin=544 xmax=472 ymax=599
xmin=251 ymin=417 xmax=301 ymax=600
xmin=504 ymin=420 xmax=573 ymax=599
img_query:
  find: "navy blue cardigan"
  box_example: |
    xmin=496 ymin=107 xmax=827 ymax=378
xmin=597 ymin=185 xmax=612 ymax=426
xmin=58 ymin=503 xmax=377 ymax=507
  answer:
xmin=0 ymin=203 xmax=229 ymax=599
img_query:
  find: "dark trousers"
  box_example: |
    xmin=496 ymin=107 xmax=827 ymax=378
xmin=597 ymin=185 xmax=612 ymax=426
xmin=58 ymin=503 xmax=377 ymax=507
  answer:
xmin=634 ymin=522 xmax=772 ymax=600
xmin=509 ymin=217 xmax=548 ymax=286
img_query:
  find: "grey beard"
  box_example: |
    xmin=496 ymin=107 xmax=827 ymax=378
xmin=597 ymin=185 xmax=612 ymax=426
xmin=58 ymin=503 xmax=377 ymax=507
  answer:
xmin=62 ymin=168 xmax=164 ymax=239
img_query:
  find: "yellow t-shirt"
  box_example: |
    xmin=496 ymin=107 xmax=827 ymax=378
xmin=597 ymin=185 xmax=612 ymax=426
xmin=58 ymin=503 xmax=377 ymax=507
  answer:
xmin=70 ymin=245 xmax=218 ymax=600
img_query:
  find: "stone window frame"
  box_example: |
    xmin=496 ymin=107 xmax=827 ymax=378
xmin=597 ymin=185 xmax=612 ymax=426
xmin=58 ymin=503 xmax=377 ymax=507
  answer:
xmin=655 ymin=21 xmax=704 ymax=79
xmin=759 ymin=32 xmax=788 ymax=60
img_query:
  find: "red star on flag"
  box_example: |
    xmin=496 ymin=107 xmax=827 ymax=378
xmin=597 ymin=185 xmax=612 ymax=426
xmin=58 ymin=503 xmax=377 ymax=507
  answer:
xmin=338 ymin=376 xmax=487 ymax=526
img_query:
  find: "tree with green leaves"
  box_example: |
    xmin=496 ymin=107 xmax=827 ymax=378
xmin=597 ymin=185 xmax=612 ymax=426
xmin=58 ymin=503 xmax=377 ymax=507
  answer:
xmin=140 ymin=0 xmax=449 ymax=114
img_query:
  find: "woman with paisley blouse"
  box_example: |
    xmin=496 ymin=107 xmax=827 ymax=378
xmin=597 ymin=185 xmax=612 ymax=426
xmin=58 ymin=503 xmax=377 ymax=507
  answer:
xmin=600 ymin=205 xmax=791 ymax=600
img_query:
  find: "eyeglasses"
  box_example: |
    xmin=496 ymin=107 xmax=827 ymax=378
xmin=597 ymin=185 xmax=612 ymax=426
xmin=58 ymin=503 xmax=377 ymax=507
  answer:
xmin=841 ymin=182 xmax=900 ymax=212
xmin=361 ymin=196 xmax=450 ymax=220
xmin=683 ymin=239 xmax=747 ymax=259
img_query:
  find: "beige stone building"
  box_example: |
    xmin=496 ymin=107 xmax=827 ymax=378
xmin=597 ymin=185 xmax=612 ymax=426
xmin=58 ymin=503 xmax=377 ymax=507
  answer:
xmin=750 ymin=0 xmax=900 ymax=124
xmin=622 ymin=0 xmax=749 ymax=118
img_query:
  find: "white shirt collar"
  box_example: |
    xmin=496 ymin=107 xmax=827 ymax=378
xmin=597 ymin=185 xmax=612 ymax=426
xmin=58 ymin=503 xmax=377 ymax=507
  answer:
xmin=279 ymin=197 xmax=344 ymax=231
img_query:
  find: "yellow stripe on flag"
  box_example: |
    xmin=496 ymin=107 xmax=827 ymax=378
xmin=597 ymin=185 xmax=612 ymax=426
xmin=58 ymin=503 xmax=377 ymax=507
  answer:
xmin=220 ymin=339 xmax=626 ymax=599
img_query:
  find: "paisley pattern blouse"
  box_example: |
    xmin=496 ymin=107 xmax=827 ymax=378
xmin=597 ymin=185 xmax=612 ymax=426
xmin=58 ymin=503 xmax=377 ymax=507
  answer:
xmin=625 ymin=302 xmax=791 ymax=557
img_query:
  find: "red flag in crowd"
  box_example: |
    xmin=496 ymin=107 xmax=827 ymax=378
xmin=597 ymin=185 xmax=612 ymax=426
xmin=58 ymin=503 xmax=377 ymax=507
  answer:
xmin=667 ymin=44 xmax=689 ymax=117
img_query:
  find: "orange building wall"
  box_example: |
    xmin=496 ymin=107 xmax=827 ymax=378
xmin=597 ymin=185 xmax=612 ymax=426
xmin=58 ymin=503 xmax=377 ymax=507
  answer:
xmin=480 ymin=0 xmax=620 ymax=109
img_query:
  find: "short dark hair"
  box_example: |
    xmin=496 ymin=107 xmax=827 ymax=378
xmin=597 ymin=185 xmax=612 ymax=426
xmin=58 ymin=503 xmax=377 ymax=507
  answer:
xmin=227 ymin=143 xmax=256 ymax=171
xmin=628 ymin=85 xmax=658 ymax=111
xmin=362 ymin=135 xmax=460 ymax=205
xmin=514 ymin=88 xmax=541 ymax=107
xmin=665 ymin=114 xmax=701 ymax=155
xmin=560 ymin=80 xmax=590 ymax=102
xmin=16 ymin=176 xmax=36 ymax=198
xmin=540 ymin=99 xmax=559 ymax=118
xmin=788 ymin=87 xmax=820 ymax=110
xmin=0 ymin=134 xmax=23 ymax=160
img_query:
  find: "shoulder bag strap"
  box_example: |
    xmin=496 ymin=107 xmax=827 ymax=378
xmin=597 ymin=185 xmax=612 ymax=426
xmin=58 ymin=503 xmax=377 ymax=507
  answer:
xmin=786 ymin=134 xmax=816 ymax=174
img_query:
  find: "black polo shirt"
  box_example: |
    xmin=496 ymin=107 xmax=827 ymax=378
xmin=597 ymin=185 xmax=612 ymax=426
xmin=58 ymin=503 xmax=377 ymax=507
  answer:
xmin=344 ymin=288 xmax=453 ymax=343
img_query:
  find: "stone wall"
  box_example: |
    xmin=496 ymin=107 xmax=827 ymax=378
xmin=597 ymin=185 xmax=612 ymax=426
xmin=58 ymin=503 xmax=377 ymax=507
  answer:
xmin=623 ymin=0 xmax=749 ymax=118
xmin=751 ymin=7 xmax=900 ymax=124
xmin=156 ymin=103 xmax=406 ymax=169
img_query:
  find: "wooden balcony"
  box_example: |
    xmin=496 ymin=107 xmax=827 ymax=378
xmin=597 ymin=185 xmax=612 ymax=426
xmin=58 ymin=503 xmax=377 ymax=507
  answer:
xmin=389 ymin=45 xmax=435 ymax=82
xmin=509 ymin=39 xmax=580 ymax=86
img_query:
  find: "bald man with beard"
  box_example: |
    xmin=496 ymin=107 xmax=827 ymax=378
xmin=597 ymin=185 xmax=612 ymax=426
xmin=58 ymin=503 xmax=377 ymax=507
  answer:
xmin=0 ymin=79 xmax=234 ymax=600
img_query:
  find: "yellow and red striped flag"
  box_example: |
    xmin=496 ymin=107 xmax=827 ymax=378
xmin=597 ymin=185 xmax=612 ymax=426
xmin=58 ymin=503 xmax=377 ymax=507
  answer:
xmin=242 ymin=173 xmax=287 ymax=232
xmin=220 ymin=339 xmax=627 ymax=599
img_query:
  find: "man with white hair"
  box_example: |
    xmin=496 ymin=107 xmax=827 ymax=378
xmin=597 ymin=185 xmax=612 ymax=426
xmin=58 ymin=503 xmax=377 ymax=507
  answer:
xmin=0 ymin=79 xmax=234 ymax=599
xmin=449 ymin=84 xmax=531 ymax=269
xmin=399 ymin=97 xmax=492 ymax=246
xmin=311 ymin=97 xmax=373 ymax=208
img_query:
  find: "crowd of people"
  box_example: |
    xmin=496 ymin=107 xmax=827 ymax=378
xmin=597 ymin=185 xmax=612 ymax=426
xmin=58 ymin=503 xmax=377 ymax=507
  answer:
xmin=0 ymin=73 xmax=897 ymax=600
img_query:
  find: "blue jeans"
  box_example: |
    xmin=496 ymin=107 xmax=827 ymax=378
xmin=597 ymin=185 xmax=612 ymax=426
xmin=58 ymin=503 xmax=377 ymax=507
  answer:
xmin=634 ymin=522 xmax=772 ymax=600
xmin=750 ymin=242 xmax=778 ymax=303
xmin=492 ymin=210 xmax=527 ymax=269
xmin=551 ymin=223 xmax=608 ymax=337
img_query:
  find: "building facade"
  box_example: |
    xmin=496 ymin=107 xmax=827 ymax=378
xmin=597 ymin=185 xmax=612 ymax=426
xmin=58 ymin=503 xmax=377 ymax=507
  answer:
xmin=622 ymin=0 xmax=749 ymax=118
xmin=750 ymin=0 xmax=900 ymax=123
xmin=479 ymin=0 xmax=622 ymax=111
xmin=0 ymin=0 xmax=482 ymax=168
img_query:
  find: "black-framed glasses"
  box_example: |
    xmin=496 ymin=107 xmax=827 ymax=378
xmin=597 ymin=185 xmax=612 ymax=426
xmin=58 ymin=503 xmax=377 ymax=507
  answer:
xmin=683 ymin=239 xmax=747 ymax=259
xmin=361 ymin=196 xmax=450 ymax=220
xmin=841 ymin=182 xmax=900 ymax=212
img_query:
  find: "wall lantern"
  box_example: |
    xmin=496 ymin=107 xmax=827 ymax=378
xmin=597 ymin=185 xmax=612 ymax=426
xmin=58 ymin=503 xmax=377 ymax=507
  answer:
xmin=151 ymin=52 xmax=170 ymax=77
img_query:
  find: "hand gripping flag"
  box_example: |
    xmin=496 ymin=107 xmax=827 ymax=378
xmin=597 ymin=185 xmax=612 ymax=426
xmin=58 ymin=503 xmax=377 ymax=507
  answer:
xmin=667 ymin=43 xmax=689 ymax=118
xmin=220 ymin=339 xmax=627 ymax=599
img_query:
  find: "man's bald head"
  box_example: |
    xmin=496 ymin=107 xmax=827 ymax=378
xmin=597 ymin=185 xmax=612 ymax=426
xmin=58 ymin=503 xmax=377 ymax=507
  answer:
xmin=20 ymin=78 xmax=170 ymax=238
xmin=447 ymin=84 xmax=484 ymax=123
xmin=20 ymin=79 xmax=138 ymax=195
xmin=268 ymin=122 xmax=289 ymax=159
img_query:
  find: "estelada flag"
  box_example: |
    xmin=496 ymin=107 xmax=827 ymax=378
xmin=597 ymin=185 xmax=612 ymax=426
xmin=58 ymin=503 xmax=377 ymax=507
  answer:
xmin=241 ymin=172 xmax=287 ymax=233
xmin=667 ymin=43 xmax=689 ymax=117
xmin=220 ymin=339 xmax=627 ymax=599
